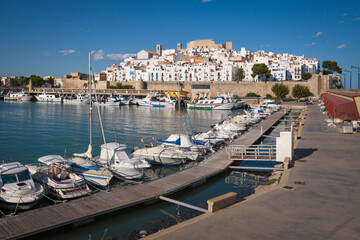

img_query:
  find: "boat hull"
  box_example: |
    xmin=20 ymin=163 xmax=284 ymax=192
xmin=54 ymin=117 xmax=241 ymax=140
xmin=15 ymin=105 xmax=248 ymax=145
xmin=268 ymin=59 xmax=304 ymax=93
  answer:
xmin=187 ymin=102 xmax=235 ymax=110
xmin=35 ymin=96 xmax=62 ymax=102
xmin=133 ymin=153 xmax=186 ymax=165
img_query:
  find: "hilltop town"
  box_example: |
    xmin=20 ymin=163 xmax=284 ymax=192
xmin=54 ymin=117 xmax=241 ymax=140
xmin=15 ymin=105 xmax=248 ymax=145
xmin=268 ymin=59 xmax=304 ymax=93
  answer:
xmin=1 ymin=39 xmax=340 ymax=98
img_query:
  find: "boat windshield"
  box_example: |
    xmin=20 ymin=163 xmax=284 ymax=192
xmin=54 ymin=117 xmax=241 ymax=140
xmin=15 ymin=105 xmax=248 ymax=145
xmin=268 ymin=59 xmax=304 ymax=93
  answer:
xmin=1 ymin=170 xmax=31 ymax=184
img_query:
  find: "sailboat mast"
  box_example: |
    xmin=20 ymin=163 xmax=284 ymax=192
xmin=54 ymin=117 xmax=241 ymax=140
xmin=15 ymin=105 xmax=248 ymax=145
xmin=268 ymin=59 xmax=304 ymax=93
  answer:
xmin=88 ymin=52 xmax=93 ymax=149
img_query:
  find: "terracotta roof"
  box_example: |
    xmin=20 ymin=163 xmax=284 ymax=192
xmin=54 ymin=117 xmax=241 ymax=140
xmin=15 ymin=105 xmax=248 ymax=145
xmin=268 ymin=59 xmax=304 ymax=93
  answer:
xmin=328 ymin=91 xmax=360 ymax=98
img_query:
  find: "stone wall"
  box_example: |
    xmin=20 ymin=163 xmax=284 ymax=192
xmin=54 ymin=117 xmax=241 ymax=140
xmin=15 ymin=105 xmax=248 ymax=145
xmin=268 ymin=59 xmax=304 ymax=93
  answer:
xmin=61 ymin=74 xmax=328 ymax=98
xmin=142 ymin=74 xmax=323 ymax=98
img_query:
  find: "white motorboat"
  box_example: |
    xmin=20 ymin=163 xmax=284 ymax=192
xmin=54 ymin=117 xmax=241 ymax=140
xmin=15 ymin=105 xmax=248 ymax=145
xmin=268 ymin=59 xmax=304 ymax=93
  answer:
xmin=264 ymin=99 xmax=281 ymax=110
xmin=4 ymin=91 xmax=33 ymax=101
xmin=0 ymin=162 xmax=44 ymax=210
xmin=93 ymin=95 xmax=121 ymax=106
xmin=133 ymin=145 xmax=198 ymax=165
xmin=187 ymin=96 xmax=235 ymax=110
xmin=158 ymin=134 xmax=210 ymax=154
xmin=133 ymin=92 xmax=175 ymax=108
xmin=35 ymin=92 xmax=62 ymax=102
xmin=94 ymin=142 xmax=151 ymax=179
xmin=214 ymin=122 xmax=247 ymax=133
xmin=118 ymin=95 xmax=136 ymax=105
xmin=193 ymin=131 xmax=226 ymax=145
xmin=218 ymin=93 xmax=245 ymax=109
xmin=63 ymin=93 xmax=89 ymax=104
xmin=27 ymin=155 xmax=92 ymax=200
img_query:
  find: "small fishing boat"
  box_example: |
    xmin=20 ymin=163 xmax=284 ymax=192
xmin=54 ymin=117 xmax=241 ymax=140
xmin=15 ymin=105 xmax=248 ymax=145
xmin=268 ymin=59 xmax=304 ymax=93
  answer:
xmin=133 ymin=92 xmax=175 ymax=107
xmin=94 ymin=142 xmax=151 ymax=179
xmin=0 ymin=162 xmax=44 ymax=210
xmin=35 ymin=92 xmax=62 ymax=102
xmin=93 ymin=95 xmax=121 ymax=106
xmin=187 ymin=96 xmax=235 ymax=110
xmin=27 ymin=155 xmax=92 ymax=199
xmin=4 ymin=91 xmax=33 ymax=101
xmin=63 ymin=93 xmax=90 ymax=104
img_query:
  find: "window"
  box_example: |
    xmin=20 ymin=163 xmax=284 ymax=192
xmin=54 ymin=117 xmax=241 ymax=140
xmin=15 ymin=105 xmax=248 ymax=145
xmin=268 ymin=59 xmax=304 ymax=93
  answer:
xmin=17 ymin=170 xmax=31 ymax=182
xmin=1 ymin=174 xmax=17 ymax=184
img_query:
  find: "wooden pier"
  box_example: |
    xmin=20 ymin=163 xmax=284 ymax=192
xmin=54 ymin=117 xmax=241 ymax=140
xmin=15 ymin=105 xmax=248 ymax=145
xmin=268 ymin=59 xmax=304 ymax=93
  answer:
xmin=0 ymin=110 xmax=288 ymax=239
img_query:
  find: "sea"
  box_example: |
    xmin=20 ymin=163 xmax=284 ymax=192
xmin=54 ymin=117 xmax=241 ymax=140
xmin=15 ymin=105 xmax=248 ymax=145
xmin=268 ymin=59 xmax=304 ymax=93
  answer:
xmin=0 ymin=101 xmax=282 ymax=240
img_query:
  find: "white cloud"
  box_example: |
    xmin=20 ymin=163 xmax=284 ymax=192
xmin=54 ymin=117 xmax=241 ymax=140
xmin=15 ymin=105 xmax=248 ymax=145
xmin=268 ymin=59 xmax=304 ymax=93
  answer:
xmin=58 ymin=49 xmax=77 ymax=56
xmin=336 ymin=44 xmax=346 ymax=49
xmin=91 ymin=50 xmax=136 ymax=61
xmin=315 ymin=32 xmax=323 ymax=37
xmin=81 ymin=28 xmax=91 ymax=32
xmin=342 ymin=13 xmax=348 ymax=17
xmin=354 ymin=18 xmax=360 ymax=21
xmin=42 ymin=51 xmax=50 ymax=56
xmin=266 ymin=44 xmax=271 ymax=47
xmin=202 ymin=0 xmax=211 ymax=2
xmin=339 ymin=20 xmax=344 ymax=24
xmin=311 ymin=42 xmax=317 ymax=46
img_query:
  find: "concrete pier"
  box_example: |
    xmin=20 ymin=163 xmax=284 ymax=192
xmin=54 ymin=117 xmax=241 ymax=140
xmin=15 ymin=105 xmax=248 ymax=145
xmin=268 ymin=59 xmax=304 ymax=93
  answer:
xmin=145 ymin=105 xmax=360 ymax=240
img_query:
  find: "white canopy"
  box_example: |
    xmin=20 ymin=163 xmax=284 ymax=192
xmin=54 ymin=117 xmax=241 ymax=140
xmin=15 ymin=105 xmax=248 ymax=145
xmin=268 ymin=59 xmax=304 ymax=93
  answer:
xmin=38 ymin=155 xmax=67 ymax=165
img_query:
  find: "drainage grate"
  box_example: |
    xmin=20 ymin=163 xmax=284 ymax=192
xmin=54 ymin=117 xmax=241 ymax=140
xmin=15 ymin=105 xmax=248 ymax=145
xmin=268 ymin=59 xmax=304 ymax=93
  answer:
xmin=294 ymin=181 xmax=306 ymax=185
xmin=283 ymin=186 xmax=294 ymax=190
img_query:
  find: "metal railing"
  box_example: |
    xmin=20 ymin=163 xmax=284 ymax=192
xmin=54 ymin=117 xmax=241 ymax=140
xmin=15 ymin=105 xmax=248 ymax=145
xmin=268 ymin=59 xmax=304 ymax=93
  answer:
xmin=227 ymin=145 xmax=276 ymax=161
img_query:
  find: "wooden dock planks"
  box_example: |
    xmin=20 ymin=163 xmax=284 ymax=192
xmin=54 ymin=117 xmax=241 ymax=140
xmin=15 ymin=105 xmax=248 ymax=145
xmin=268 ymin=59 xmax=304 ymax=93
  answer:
xmin=0 ymin=110 xmax=287 ymax=240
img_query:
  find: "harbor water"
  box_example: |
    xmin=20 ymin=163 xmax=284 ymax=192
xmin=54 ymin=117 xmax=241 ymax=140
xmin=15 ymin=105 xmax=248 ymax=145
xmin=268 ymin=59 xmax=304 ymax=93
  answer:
xmin=0 ymin=101 xmax=294 ymax=239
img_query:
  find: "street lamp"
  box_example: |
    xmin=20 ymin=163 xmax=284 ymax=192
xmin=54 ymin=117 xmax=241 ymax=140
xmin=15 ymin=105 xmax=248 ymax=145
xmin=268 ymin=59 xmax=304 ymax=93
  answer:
xmin=344 ymin=70 xmax=352 ymax=89
xmin=351 ymin=66 xmax=360 ymax=89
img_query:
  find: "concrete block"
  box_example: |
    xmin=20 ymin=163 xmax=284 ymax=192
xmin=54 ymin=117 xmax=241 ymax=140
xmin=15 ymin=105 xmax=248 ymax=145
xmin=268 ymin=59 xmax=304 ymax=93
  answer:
xmin=207 ymin=192 xmax=237 ymax=213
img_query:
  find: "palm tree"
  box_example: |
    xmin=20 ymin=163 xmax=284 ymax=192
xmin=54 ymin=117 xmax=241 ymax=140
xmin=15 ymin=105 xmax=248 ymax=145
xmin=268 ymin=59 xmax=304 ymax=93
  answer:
xmin=83 ymin=83 xmax=88 ymax=89
xmin=235 ymin=68 xmax=245 ymax=82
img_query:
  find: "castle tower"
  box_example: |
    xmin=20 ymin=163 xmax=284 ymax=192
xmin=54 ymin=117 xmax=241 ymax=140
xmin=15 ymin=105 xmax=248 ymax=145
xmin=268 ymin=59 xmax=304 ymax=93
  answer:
xmin=156 ymin=44 xmax=162 ymax=56
xmin=177 ymin=43 xmax=182 ymax=51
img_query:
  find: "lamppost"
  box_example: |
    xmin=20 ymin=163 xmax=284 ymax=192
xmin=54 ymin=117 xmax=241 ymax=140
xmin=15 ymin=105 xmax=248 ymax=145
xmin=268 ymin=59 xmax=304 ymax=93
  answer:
xmin=344 ymin=70 xmax=352 ymax=89
xmin=341 ymin=73 xmax=346 ymax=89
xmin=351 ymin=66 xmax=360 ymax=89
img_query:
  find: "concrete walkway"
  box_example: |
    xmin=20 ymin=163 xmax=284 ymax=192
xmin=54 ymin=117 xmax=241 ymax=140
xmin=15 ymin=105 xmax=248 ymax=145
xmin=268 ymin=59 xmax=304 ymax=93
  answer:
xmin=147 ymin=105 xmax=360 ymax=240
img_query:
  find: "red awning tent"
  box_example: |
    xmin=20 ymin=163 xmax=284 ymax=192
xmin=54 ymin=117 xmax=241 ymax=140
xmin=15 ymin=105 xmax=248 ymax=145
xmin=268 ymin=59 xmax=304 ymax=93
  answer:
xmin=321 ymin=92 xmax=360 ymax=120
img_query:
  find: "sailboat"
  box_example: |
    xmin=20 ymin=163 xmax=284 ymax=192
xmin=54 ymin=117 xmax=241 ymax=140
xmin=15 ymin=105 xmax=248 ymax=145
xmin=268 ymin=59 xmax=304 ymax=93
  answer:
xmin=66 ymin=53 xmax=114 ymax=188
xmin=68 ymin=53 xmax=149 ymax=184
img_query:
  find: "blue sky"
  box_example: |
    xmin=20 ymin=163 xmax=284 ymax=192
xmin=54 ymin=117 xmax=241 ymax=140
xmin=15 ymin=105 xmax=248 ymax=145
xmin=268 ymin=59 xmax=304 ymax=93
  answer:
xmin=1 ymin=0 xmax=359 ymax=88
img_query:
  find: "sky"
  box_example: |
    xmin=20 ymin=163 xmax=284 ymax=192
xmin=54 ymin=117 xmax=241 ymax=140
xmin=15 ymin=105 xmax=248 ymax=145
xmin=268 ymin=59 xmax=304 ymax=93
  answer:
xmin=1 ymin=0 xmax=359 ymax=88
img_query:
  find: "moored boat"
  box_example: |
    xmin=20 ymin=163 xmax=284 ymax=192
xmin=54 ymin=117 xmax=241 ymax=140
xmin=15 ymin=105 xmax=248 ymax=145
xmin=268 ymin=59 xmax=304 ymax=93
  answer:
xmin=94 ymin=142 xmax=151 ymax=179
xmin=0 ymin=162 xmax=44 ymax=211
xmin=35 ymin=92 xmax=62 ymax=102
xmin=4 ymin=91 xmax=33 ymax=101
xmin=187 ymin=97 xmax=235 ymax=110
xmin=27 ymin=155 xmax=92 ymax=199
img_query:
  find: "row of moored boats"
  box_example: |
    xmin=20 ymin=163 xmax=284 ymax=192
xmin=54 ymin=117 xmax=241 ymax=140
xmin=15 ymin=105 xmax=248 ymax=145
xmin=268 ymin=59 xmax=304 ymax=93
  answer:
xmin=0 ymin=99 xmax=281 ymax=212
xmin=3 ymin=91 xmax=246 ymax=110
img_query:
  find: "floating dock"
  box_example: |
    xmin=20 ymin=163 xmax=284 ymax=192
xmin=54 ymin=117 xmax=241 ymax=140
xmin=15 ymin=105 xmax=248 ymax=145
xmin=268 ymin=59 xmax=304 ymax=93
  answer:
xmin=0 ymin=110 xmax=288 ymax=239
